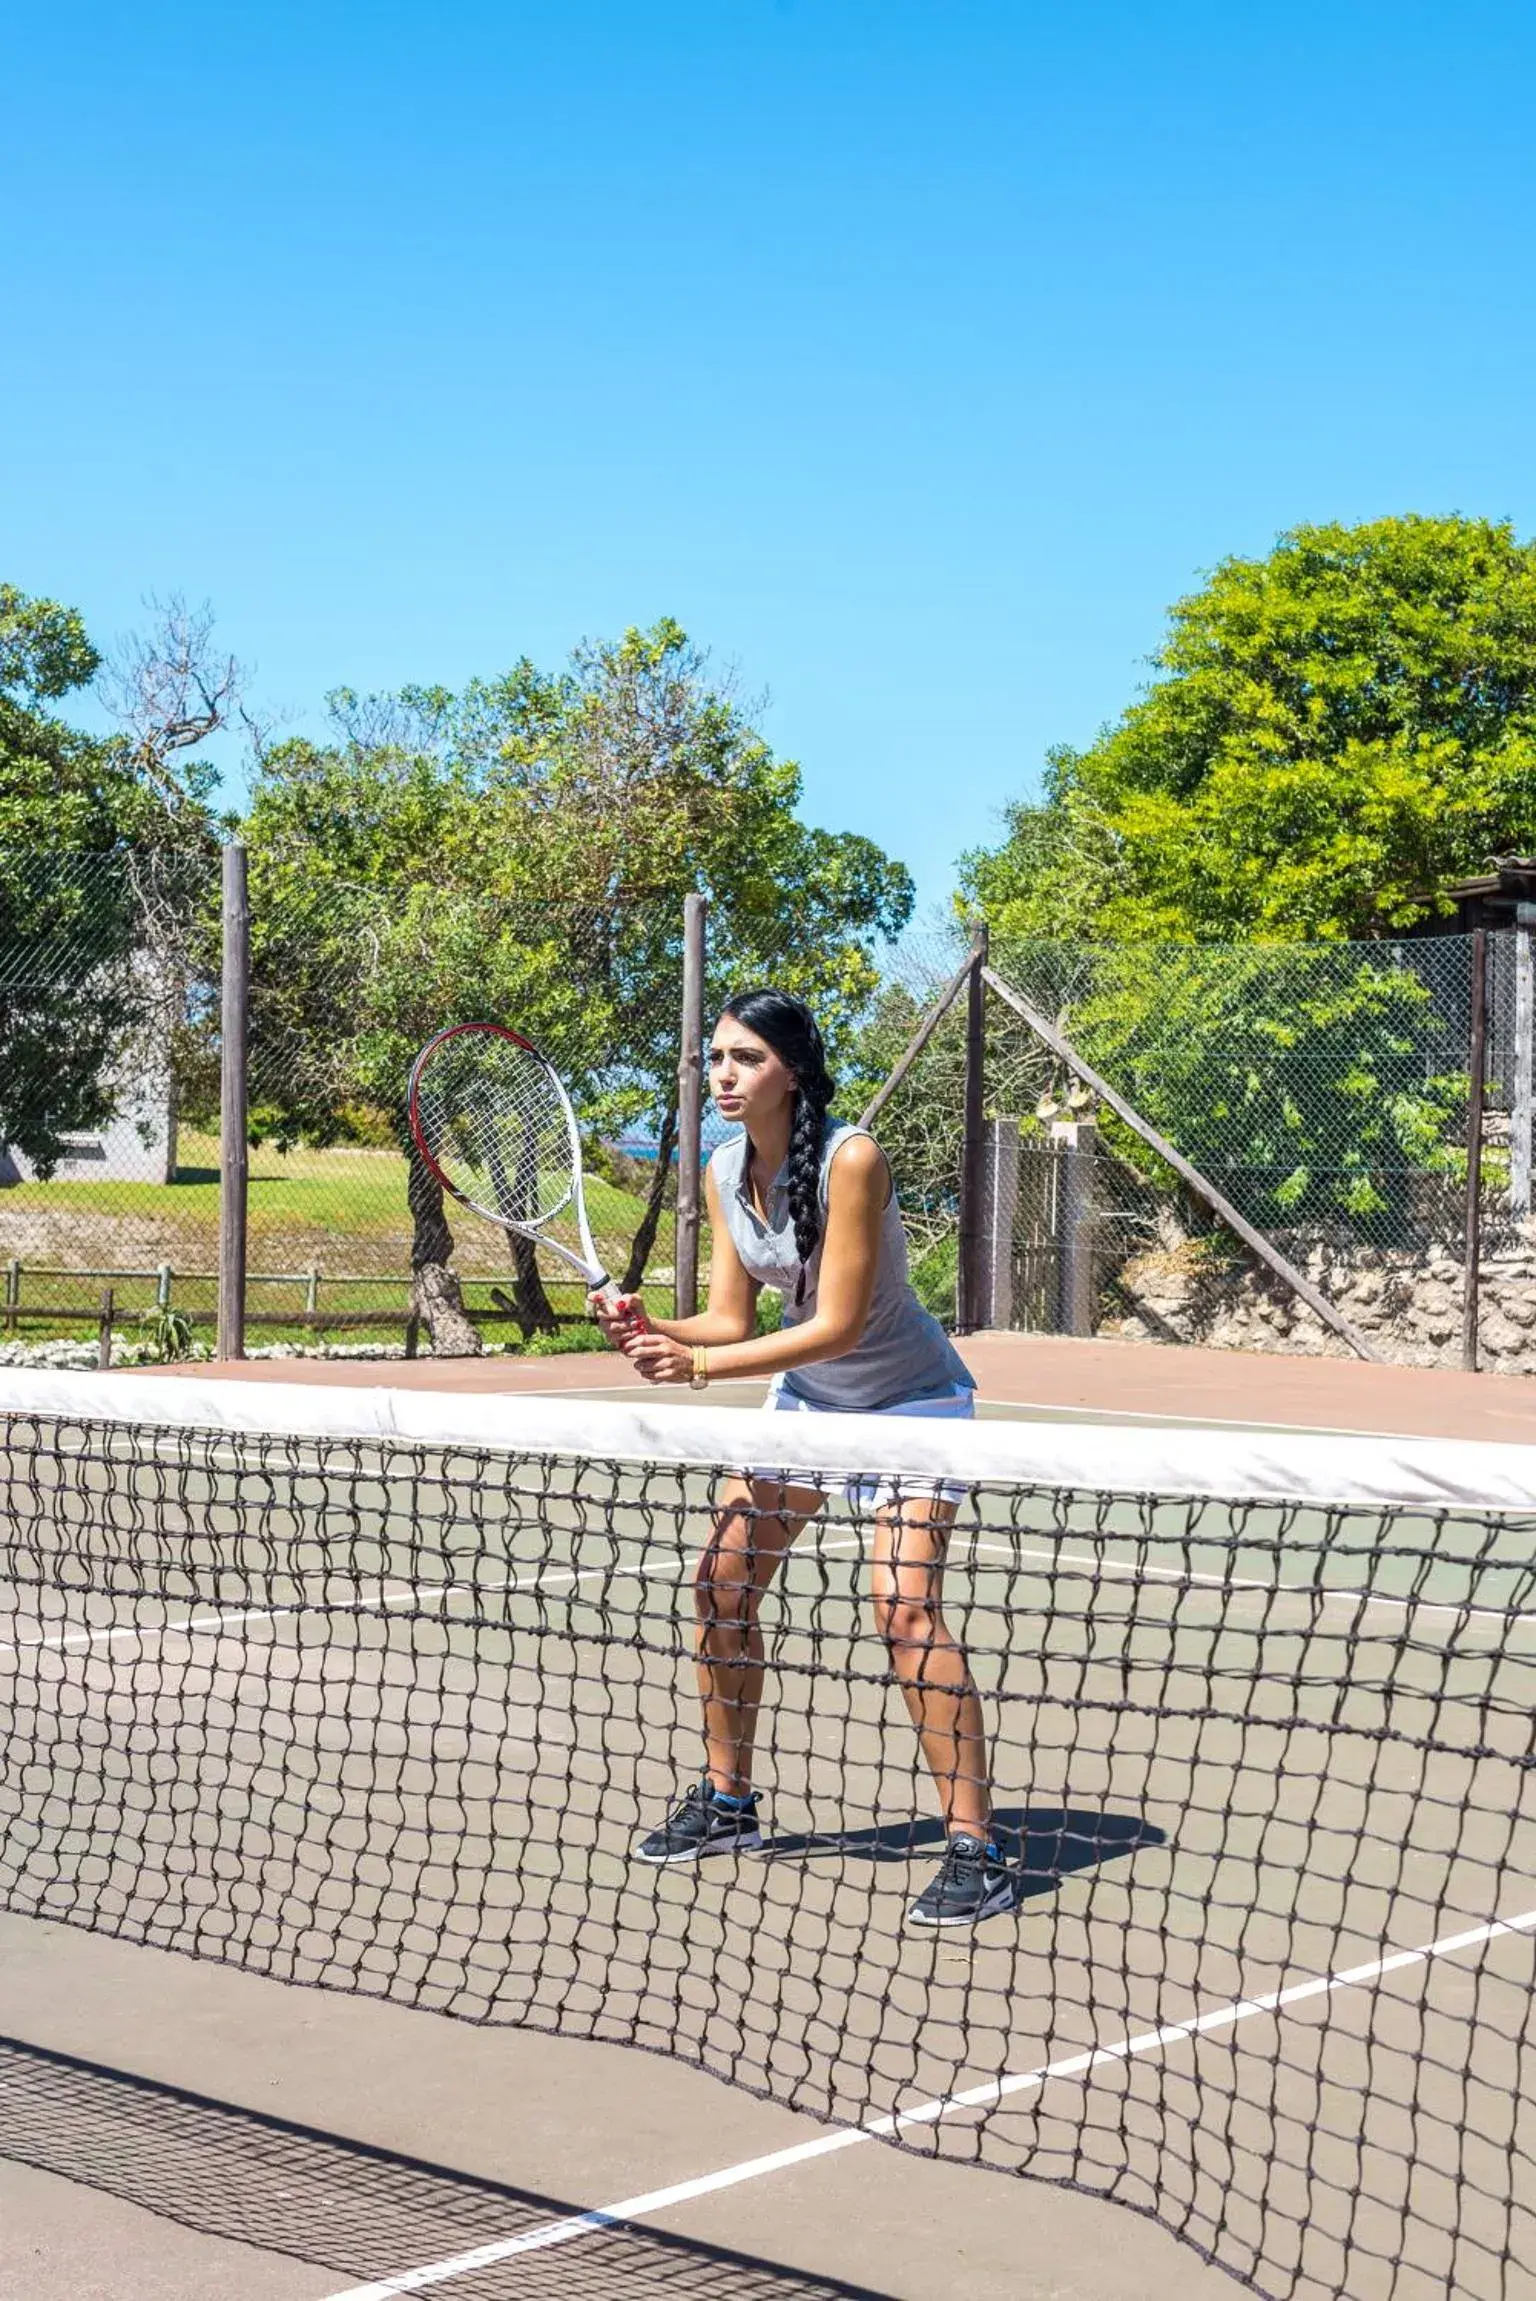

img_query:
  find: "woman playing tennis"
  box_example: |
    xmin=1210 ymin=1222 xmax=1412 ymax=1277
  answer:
xmin=592 ymin=987 xmax=1019 ymax=1929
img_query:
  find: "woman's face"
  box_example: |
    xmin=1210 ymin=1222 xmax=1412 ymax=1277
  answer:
xmin=708 ymin=1014 xmax=796 ymax=1131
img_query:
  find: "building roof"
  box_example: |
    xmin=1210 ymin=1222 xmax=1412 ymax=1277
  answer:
xmin=1444 ymin=857 xmax=1536 ymax=904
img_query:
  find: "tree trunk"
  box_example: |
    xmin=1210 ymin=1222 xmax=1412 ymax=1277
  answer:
xmin=502 ymin=1229 xmax=558 ymax=1336
xmin=622 ymin=1098 xmax=678 ymax=1295
xmin=402 ymin=1121 xmax=482 ymax=1356
xmin=411 ymin=1258 xmax=483 ymax=1356
xmin=471 ymin=1104 xmax=561 ymax=1337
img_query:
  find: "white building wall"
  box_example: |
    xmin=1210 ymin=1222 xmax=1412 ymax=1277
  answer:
xmin=0 ymin=1051 xmax=177 ymax=1186
xmin=0 ymin=1105 xmax=175 ymax=1185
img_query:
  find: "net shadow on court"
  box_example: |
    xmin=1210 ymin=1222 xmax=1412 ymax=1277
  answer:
xmin=755 ymin=1806 xmax=1164 ymax=1881
xmin=0 ymin=2032 xmax=899 ymax=2301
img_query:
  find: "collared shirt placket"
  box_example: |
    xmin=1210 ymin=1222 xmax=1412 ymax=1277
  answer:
xmin=737 ymin=1162 xmax=798 ymax=1289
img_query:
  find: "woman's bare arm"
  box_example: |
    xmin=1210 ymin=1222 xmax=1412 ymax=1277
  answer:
xmin=624 ymin=1135 xmax=887 ymax=1386
xmin=591 ymin=1164 xmax=759 ymax=1349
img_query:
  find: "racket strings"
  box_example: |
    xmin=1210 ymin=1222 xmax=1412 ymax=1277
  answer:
xmin=416 ymin=1038 xmax=578 ymax=1229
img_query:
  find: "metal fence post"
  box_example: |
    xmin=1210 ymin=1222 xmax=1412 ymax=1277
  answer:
xmin=956 ymin=924 xmax=989 ymax=1332
xmin=1462 ymin=927 xmax=1488 ymax=1374
xmin=218 ymin=844 xmax=250 ymax=1362
xmin=674 ymin=892 xmax=707 ymax=1321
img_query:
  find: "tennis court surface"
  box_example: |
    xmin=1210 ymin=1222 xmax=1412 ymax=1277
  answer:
xmin=1 ymin=1363 xmax=1534 ymax=2300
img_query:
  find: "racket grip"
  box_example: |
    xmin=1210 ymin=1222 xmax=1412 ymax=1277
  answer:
xmin=589 ymin=1285 xmax=650 ymax=1336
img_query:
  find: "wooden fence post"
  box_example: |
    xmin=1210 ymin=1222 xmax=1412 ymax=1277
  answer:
xmin=1513 ymin=905 xmax=1536 ymax=1220
xmin=978 ymin=1117 xmax=1019 ymax=1329
xmin=1053 ymin=1119 xmax=1098 ymax=1336
xmin=218 ymin=844 xmax=250 ymax=1362
xmin=1463 ymin=927 xmax=1488 ymax=1373
xmin=674 ymin=892 xmax=707 ymax=1321
xmin=956 ymin=924 xmax=989 ymax=1332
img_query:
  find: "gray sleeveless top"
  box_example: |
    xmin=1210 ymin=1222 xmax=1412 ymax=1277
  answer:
xmin=710 ymin=1120 xmax=974 ymax=1411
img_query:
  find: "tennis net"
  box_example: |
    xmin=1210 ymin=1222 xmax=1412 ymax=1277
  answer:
xmin=1 ymin=1370 xmax=1534 ymax=2301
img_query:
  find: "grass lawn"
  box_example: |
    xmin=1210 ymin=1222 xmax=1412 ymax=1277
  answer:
xmin=10 ymin=1129 xmax=665 ymax=1246
xmin=0 ymin=1131 xmax=677 ymax=1341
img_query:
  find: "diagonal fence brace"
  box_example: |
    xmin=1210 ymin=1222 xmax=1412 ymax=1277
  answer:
xmin=980 ymin=965 xmax=1382 ymax=1365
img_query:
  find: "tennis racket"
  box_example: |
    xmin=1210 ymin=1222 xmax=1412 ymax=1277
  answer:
xmin=407 ymin=1021 xmax=617 ymax=1298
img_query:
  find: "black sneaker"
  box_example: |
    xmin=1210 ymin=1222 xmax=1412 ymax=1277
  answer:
xmin=906 ymin=1831 xmax=1020 ymax=1928
xmin=633 ymin=1780 xmax=764 ymax=1865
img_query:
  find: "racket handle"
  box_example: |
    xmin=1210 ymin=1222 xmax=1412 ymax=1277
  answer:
xmin=589 ymin=1285 xmax=650 ymax=1336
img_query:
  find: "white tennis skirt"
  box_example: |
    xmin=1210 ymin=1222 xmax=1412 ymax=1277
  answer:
xmin=756 ymin=1374 xmax=975 ymax=1508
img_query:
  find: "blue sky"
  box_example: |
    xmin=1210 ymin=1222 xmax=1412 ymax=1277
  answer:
xmin=4 ymin=2 xmax=1534 ymax=917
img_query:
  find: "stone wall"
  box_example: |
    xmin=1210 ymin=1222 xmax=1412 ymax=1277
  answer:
xmin=1101 ymin=1233 xmax=1536 ymax=1375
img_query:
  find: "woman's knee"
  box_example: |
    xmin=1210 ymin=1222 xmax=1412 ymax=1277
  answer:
xmin=694 ymin=1543 xmax=758 ymax=1636
xmin=870 ymin=1586 xmax=942 ymax=1657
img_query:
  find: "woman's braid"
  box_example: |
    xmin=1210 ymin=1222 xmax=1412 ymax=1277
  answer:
xmin=719 ymin=988 xmax=837 ymax=1305
xmin=786 ymin=1064 xmax=833 ymax=1304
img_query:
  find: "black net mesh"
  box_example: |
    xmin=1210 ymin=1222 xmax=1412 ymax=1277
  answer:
xmin=2 ymin=1385 xmax=1533 ymax=2301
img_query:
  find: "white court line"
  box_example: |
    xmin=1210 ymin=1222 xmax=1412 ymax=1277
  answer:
xmin=9 ymin=1514 xmax=1532 ymax=1660
xmin=0 ymin=1552 xmax=694 ymax=1663
xmin=957 ymin=1537 xmax=1536 ymax=1632
xmin=319 ymin=1903 xmax=1536 ymax=2300
xmin=0 ymin=1531 xmax=868 ymax=1664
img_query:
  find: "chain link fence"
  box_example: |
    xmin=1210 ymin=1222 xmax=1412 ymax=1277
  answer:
xmin=0 ymin=849 xmax=217 ymax=1356
xmin=783 ymin=918 xmax=1522 ymax=1370
xmin=239 ymin=871 xmax=692 ymax=1351
xmin=825 ymin=919 xmax=1052 ymax=1325
xmin=966 ymin=930 xmax=1520 ymax=1368
xmin=0 ymin=852 xmax=691 ymax=1359
xmin=1 ymin=850 xmax=1528 ymax=1370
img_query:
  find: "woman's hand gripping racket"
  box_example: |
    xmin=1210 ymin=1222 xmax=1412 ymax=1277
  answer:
xmin=407 ymin=1022 xmax=648 ymax=1336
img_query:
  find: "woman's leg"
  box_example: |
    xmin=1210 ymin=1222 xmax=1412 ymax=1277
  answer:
xmin=869 ymin=1498 xmax=993 ymax=1841
xmin=696 ymin=1475 xmax=826 ymax=1796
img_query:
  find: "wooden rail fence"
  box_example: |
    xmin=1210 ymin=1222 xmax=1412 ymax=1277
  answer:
xmin=0 ymin=1261 xmax=619 ymax=1337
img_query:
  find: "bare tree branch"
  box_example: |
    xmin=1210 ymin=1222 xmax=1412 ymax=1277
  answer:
xmin=99 ymin=594 xmax=244 ymax=803
xmin=238 ymin=699 xmax=283 ymax=771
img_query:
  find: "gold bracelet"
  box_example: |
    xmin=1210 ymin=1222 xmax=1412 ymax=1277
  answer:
xmin=690 ymin=1346 xmax=710 ymax=1390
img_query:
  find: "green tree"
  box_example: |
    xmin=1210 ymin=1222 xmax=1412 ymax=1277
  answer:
xmin=965 ymin=516 xmax=1536 ymax=943
xmin=0 ymin=586 xmax=219 ymax=1176
xmin=239 ymin=723 xmax=503 ymax=1351
xmin=239 ymin=621 xmax=915 ymax=1349
xmin=957 ymin=521 xmax=1533 ymax=1240
xmin=460 ymin=622 xmax=913 ymax=1267
xmin=989 ymin=935 xmax=1466 ymax=1236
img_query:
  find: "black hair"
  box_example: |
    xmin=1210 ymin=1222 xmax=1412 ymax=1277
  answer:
xmin=720 ymin=986 xmax=836 ymax=1303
